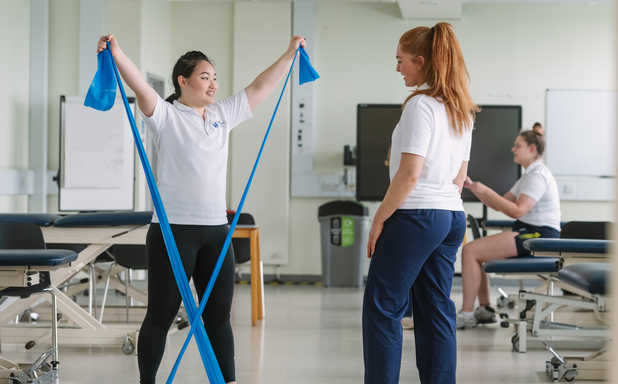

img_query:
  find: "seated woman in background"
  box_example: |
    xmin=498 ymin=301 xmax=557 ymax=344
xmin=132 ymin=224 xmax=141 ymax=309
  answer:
xmin=457 ymin=130 xmax=561 ymax=329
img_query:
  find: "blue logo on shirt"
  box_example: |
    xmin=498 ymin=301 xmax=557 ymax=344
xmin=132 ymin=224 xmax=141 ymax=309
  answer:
xmin=212 ymin=121 xmax=225 ymax=129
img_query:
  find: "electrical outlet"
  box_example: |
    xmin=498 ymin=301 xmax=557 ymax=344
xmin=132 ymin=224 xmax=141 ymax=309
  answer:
xmin=558 ymin=180 xmax=577 ymax=199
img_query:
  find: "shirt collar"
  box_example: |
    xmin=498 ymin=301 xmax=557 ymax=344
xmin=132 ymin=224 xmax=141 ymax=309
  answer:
xmin=173 ymin=99 xmax=208 ymax=119
xmin=173 ymin=99 xmax=194 ymax=113
xmin=173 ymin=100 xmax=218 ymax=135
xmin=524 ymin=159 xmax=543 ymax=173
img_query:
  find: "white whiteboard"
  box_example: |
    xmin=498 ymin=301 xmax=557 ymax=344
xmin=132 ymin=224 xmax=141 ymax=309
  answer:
xmin=59 ymin=96 xmax=135 ymax=211
xmin=546 ymin=89 xmax=615 ymax=176
xmin=546 ymin=89 xmax=616 ymax=200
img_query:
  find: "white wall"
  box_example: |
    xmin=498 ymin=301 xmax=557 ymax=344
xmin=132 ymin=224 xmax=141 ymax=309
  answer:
xmin=47 ymin=0 xmax=79 ymax=212
xmin=171 ymin=3 xmax=234 ymax=100
xmin=104 ymin=0 xmax=142 ymax=71
xmin=0 ymin=1 xmax=30 ymax=212
xmin=231 ymin=2 xmax=292 ymax=265
xmin=140 ymin=0 xmax=171 ymax=83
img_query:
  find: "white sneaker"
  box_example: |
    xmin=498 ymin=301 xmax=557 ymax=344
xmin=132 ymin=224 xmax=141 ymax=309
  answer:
xmin=401 ymin=316 xmax=414 ymax=330
xmin=456 ymin=311 xmax=477 ymax=329
xmin=474 ymin=306 xmax=497 ymax=324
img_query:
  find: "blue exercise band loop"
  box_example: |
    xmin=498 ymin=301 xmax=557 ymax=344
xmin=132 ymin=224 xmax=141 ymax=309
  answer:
xmin=166 ymin=48 xmax=302 ymax=384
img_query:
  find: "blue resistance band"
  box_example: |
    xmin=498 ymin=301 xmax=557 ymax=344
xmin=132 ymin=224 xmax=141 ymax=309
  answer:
xmin=86 ymin=43 xmax=319 ymax=384
xmin=86 ymin=42 xmax=225 ymax=384
xmin=166 ymin=46 xmax=319 ymax=384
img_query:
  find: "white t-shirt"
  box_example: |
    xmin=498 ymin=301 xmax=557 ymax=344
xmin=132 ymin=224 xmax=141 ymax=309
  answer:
xmin=389 ymin=91 xmax=472 ymax=211
xmin=509 ymin=159 xmax=561 ymax=231
xmin=141 ymin=91 xmax=253 ymax=225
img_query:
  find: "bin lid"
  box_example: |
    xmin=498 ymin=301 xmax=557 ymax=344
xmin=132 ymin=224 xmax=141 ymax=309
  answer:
xmin=318 ymin=200 xmax=368 ymax=218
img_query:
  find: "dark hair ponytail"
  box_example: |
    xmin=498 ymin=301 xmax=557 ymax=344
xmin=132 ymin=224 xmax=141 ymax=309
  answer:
xmin=165 ymin=93 xmax=179 ymax=103
xmin=519 ymin=130 xmax=545 ymax=157
xmin=165 ymin=51 xmax=211 ymax=103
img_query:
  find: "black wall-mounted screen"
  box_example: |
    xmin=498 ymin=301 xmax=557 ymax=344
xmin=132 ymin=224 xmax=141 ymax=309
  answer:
xmin=356 ymin=104 xmax=401 ymax=201
xmin=356 ymin=104 xmax=522 ymax=202
xmin=462 ymin=106 xmax=522 ymax=202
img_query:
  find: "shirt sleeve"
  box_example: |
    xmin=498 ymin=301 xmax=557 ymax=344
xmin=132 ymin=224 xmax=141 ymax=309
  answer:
xmin=140 ymin=94 xmax=169 ymax=136
xmin=397 ymin=97 xmax=433 ymax=157
xmin=517 ymin=173 xmax=547 ymax=202
xmin=217 ymin=89 xmax=253 ymax=131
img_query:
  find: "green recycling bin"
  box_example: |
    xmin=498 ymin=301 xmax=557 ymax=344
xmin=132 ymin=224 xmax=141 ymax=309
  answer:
xmin=318 ymin=201 xmax=369 ymax=287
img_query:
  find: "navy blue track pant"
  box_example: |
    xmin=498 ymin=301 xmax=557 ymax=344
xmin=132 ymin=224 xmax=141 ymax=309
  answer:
xmin=363 ymin=209 xmax=466 ymax=384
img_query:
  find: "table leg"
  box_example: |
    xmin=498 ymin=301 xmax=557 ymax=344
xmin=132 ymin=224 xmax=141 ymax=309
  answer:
xmin=250 ymin=230 xmax=258 ymax=326
xmin=256 ymin=231 xmax=264 ymax=320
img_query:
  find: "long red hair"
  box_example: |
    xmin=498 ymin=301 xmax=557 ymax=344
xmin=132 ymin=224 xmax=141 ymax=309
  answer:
xmin=400 ymin=22 xmax=478 ymax=134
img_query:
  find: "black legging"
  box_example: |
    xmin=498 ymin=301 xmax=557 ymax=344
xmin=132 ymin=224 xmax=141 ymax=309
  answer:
xmin=138 ymin=223 xmax=236 ymax=383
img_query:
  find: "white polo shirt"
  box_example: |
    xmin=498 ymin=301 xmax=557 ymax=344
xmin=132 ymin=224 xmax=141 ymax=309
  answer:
xmin=509 ymin=159 xmax=561 ymax=231
xmin=389 ymin=91 xmax=472 ymax=211
xmin=141 ymin=91 xmax=253 ymax=225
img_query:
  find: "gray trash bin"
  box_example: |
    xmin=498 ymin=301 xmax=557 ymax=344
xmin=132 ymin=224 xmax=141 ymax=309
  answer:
xmin=318 ymin=201 xmax=369 ymax=287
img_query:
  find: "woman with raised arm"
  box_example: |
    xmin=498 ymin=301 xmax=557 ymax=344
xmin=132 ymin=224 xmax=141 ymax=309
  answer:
xmin=97 ymin=34 xmax=304 ymax=384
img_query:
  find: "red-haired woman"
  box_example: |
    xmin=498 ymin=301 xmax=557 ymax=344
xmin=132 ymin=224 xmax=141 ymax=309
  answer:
xmin=362 ymin=23 xmax=477 ymax=384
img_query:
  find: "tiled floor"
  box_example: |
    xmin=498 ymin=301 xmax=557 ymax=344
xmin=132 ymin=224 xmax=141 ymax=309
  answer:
xmin=1 ymin=282 xmax=606 ymax=383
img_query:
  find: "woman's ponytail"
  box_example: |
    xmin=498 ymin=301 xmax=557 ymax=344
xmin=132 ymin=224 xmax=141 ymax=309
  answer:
xmin=165 ymin=93 xmax=179 ymax=103
xmin=431 ymin=23 xmax=456 ymax=94
xmin=399 ymin=22 xmax=478 ymax=134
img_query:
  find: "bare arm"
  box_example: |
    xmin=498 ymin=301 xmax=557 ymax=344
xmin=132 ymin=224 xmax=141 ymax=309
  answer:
xmin=504 ymin=192 xmax=517 ymax=202
xmin=368 ymin=153 xmax=424 ymax=257
xmin=245 ymin=36 xmax=305 ymax=110
xmin=464 ymin=177 xmax=536 ymax=218
xmin=97 ymin=35 xmax=158 ymax=117
xmin=374 ymin=153 xmax=423 ymax=224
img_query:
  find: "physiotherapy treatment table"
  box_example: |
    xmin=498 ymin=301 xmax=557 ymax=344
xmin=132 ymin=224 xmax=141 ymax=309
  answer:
xmin=0 ymin=211 xmax=264 ymax=354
